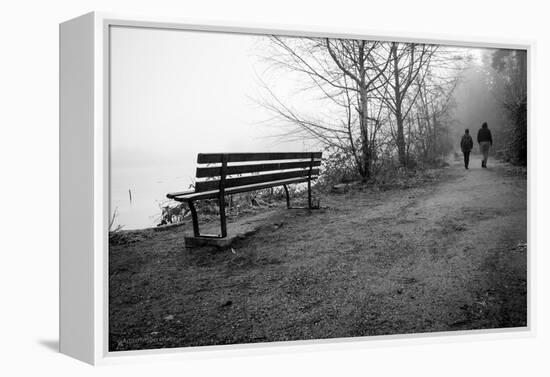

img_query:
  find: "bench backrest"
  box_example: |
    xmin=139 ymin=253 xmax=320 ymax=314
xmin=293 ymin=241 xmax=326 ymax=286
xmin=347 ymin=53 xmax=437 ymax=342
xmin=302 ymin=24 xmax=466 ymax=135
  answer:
xmin=194 ymin=152 xmax=322 ymax=192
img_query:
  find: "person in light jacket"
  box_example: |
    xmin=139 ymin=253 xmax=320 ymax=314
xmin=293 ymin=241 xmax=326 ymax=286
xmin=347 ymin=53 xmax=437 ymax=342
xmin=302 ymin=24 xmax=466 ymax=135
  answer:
xmin=460 ymin=129 xmax=474 ymax=169
xmin=477 ymin=122 xmax=493 ymax=168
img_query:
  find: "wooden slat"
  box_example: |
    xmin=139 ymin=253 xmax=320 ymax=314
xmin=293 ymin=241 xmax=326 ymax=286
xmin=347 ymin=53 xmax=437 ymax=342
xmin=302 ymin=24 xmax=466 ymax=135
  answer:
xmin=197 ymin=152 xmax=322 ymax=164
xmin=169 ymin=176 xmax=317 ymax=202
xmin=196 ymin=160 xmax=322 ymax=178
xmin=195 ymin=168 xmax=319 ymax=192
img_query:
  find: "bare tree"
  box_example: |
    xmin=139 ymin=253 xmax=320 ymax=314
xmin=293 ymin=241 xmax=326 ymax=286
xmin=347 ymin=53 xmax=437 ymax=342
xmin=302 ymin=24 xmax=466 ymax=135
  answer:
xmin=489 ymin=49 xmax=527 ymax=165
xmin=258 ymin=37 xmax=392 ymax=181
xmin=258 ymin=37 xmax=469 ymax=179
xmin=371 ymin=42 xmax=438 ymax=166
xmin=413 ymin=67 xmax=460 ymax=160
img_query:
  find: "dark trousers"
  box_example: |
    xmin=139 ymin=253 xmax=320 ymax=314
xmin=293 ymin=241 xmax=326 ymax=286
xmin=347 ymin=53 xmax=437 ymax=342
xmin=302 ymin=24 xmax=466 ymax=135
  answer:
xmin=463 ymin=150 xmax=471 ymax=168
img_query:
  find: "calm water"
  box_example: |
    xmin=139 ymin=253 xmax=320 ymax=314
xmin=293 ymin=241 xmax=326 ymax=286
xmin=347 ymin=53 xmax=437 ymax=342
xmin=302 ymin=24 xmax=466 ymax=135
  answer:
xmin=110 ymin=164 xmax=195 ymax=230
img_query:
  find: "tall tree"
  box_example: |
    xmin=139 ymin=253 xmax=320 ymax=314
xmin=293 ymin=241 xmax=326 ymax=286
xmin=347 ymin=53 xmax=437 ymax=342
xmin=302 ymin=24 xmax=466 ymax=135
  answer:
xmin=413 ymin=66 xmax=460 ymax=160
xmin=259 ymin=37 xmax=392 ymax=181
xmin=491 ymin=49 xmax=527 ymax=165
xmin=372 ymin=42 xmax=437 ymax=166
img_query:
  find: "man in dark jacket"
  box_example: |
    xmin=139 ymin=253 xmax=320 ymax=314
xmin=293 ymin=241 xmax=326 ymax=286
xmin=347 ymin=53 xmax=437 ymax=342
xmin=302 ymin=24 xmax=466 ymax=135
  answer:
xmin=477 ymin=122 xmax=493 ymax=168
xmin=460 ymin=129 xmax=474 ymax=169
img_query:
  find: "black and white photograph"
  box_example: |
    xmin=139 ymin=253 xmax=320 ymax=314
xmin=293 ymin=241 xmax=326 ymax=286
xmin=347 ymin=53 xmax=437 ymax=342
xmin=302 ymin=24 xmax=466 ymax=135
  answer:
xmin=107 ymin=26 xmax=527 ymax=351
xmin=7 ymin=0 xmax=550 ymax=374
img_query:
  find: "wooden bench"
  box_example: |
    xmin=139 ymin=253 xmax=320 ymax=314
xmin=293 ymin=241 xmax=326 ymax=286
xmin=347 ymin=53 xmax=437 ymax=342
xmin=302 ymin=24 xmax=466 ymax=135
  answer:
xmin=167 ymin=152 xmax=322 ymax=239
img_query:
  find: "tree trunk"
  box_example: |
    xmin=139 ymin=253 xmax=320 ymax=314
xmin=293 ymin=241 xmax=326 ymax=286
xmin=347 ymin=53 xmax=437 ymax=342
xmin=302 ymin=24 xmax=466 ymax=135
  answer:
xmin=395 ymin=109 xmax=406 ymax=166
xmin=358 ymin=91 xmax=371 ymax=181
xmin=392 ymin=44 xmax=407 ymax=166
xmin=358 ymin=42 xmax=371 ymax=182
xmin=432 ymin=112 xmax=437 ymax=158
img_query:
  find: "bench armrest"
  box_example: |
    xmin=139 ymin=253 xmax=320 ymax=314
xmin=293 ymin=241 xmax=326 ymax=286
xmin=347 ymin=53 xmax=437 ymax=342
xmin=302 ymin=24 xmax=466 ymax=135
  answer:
xmin=166 ymin=189 xmax=195 ymax=199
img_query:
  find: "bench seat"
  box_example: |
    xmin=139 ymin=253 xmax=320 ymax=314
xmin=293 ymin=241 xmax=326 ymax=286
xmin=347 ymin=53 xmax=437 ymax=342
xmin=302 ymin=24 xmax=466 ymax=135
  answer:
xmin=167 ymin=176 xmax=315 ymax=202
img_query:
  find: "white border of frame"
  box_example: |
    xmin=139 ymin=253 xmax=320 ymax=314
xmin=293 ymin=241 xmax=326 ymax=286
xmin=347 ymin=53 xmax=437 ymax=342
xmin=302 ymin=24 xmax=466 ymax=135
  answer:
xmin=61 ymin=11 xmax=536 ymax=365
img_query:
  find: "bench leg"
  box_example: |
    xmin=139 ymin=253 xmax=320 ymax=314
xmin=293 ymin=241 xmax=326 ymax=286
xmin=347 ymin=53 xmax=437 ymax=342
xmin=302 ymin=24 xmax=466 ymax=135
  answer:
xmin=283 ymin=184 xmax=291 ymax=209
xmin=186 ymin=199 xmax=227 ymax=239
xmin=283 ymin=182 xmax=317 ymax=210
xmin=307 ymin=179 xmax=312 ymax=209
xmin=219 ymin=195 xmax=227 ymax=238
xmin=188 ymin=200 xmax=200 ymax=237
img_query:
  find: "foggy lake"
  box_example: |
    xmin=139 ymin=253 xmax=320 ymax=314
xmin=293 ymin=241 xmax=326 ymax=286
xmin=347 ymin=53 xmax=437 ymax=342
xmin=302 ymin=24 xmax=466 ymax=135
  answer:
xmin=111 ymin=164 xmax=193 ymax=230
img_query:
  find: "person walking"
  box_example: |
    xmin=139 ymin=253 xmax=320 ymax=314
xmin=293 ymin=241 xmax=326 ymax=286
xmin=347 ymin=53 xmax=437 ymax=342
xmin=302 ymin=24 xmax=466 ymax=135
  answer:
xmin=477 ymin=122 xmax=493 ymax=168
xmin=460 ymin=129 xmax=474 ymax=169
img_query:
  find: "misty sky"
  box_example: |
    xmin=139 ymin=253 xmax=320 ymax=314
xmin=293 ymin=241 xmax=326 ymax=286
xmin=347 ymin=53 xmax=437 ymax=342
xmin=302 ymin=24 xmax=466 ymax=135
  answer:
xmin=110 ymin=26 xmax=318 ymax=171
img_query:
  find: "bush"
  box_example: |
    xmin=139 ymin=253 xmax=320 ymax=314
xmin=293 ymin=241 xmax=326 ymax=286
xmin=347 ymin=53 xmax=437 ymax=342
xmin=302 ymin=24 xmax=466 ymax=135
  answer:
xmin=317 ymin=150 xmax=361 ymax=190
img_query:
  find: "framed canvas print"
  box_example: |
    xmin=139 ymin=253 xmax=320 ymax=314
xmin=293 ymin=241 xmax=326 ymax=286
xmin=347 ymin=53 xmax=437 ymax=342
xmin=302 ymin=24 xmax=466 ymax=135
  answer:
xmin=59 ymin=12 xmax=532 ymax=365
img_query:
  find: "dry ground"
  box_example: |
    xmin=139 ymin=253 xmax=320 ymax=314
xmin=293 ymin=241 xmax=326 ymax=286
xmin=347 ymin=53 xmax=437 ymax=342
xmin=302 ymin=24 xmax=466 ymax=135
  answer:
xmin=109 ymin=155 xmax=527 ymax=351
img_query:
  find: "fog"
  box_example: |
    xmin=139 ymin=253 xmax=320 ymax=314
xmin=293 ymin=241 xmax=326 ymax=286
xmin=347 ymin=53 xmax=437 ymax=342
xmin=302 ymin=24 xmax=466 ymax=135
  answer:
xmin=451 ymin=50 xmax=510 ymax=149
xmin=110 ymin=27 xmax=319 ymax=229
xmin=110 ymin=26 xmax=503 ymax=229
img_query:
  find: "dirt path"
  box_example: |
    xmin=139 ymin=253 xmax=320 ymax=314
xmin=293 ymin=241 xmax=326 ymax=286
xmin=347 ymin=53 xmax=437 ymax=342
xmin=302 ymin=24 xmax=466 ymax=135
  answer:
xmin=109 ymin=155 xmax=527 ymax=351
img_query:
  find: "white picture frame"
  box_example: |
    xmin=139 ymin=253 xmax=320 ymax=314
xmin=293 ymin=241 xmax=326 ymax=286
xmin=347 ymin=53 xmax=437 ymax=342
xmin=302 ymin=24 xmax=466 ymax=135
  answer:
xmin=59 ymin=11 xmax=534 ymax=365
